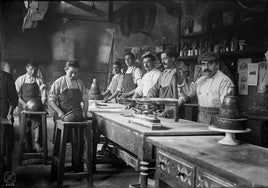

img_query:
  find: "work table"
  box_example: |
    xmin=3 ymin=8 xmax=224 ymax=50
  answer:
xmin=88 ymin=102 xmax=222 ymax=188
xmin=148 ymin=136 xmax=268 ymax=188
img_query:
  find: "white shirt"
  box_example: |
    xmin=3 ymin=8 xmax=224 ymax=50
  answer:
xmin=125 ymin=66 xmax=142 ymax=86
xmin=15 ymin=74 xmax=46 ymax=100
xmin=180 ymin=70 xmax=233 ymax=108
xmin=49 ymin=76 xmax=87 ymax=102
xmin=135 ymin=68 xmax=162 ymax=97
xmin=107 ymin=73 xmax=124 ymax=94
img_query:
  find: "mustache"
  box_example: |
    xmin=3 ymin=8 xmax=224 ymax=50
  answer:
xmin=203 ymin=69 xmax=211 ymax=73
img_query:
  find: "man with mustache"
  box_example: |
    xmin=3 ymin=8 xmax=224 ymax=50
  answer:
xmin=178 ymin=52 xmax=233 ymax=124
xmin=147 ymin=50 xmax=178 ymax=118
xmin=133 ymin=52 xmax=161 ymax=98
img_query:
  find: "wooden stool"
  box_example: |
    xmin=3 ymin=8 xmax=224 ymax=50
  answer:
xmin=18 ymin=110 xmax=48 ymax=165
xmin=50 ymin=120 xmax=93 ymax=188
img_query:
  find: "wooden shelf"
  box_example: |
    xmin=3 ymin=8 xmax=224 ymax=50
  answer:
xmin=177 ymin=49 xmax=266 ymax=61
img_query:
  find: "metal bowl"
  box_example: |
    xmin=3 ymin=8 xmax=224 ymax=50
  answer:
xmin=26 ymin=98 xmax=44 ymax=111
xmin=61 ymin=108 xmax=84 ymax=122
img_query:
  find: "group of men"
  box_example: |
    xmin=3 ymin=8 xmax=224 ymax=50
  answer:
xmin=103 ymin=50 xmax=233 ymax=123
xmin=1 ymin=60 xmax=88 ymax=153
xmin=0 ymin=49 xmax=233 ymax=156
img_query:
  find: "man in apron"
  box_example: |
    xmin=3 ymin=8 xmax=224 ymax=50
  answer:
xmin=15 ymin=61 xmax=47 ymax=152
xmin=1 ymin=62 xmax=18 ymax=170
xmin=147 ymin=50 xmax=178 ymax=118
xmin=119 ymin=52 xmax=142 ymax=99
xmin=49 ymin=60 xmax=88 ymax=121
xmin=49 ymin=60 xmax=88 ymax=170
xmin=178 ymin=52 xmax=233 ymax=124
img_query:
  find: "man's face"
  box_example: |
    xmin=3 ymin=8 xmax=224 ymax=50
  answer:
xmin=112 ymin=64 xmax=121 ymax=74
xmin=178 ymin=69 xmax=189 ymax=79
xmin=65 ymin=66 xmax=79 ymax=80
xmin=143 ymin=57 xmax=155 ymax=72
xmin=161 ymin=53 xmax=174 ymax=69
xmin=26 ymin=66 xmax=36 ymax=77
xmin=201 ymin=60 xmax=218 ymax=78
xmin=125 ymin=55 xmax=135 ymax=67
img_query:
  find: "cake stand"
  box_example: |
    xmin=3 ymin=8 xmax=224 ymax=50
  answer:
xmin=209 ymin=125 xmax=251 ymax=145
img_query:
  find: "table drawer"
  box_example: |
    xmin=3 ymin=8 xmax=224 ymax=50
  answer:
xmin=196 ymin=167 xmax=236 ymax=188
xmin=157 ymin=150 xmax=195 ymax=188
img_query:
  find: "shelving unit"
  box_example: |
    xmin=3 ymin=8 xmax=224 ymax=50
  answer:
xmin=178 ymin=3 xmax=268 ymax=62
xmin=178 ymin=49 xmax=266 ymax=61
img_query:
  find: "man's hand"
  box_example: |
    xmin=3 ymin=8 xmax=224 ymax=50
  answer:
xmin=7 ymin=113 xmax=14 ymax=123
xmin=58 ymin=111 xmax=65 ymax=119
xmin=102 ymin=98 xmax=109 ymax=103
xmin=22 ymin=103 xmax=27 ymax=109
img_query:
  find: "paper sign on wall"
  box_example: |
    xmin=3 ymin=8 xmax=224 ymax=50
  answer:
xmin=237 ymin=58 xmax=251 ymax=73
xmin=258 ymin=61 xmax=268 ymax=93
xmin=247 ymin=63 xmax=259 ymax=86
xmin=239 ymin=72 xmax=248 ymax=95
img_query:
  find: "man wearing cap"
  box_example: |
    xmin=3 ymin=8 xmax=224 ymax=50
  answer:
xmin=119 ymin=52 xmax=142 ymax=98
xmin=178 ymin=52 xmax=233 ymax=124
xmin=49 ymin=60 xmax=88 ymax=120
xmin=102 ymin=61 xmax=124 ymax=103
xmin=147 ymin=50 xmax=178 ymax=118
xmin=133 ymin=52 xmax=161 ymax=98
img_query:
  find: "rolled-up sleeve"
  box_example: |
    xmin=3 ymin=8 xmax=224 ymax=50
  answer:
xmin=133 ymin=68 xmax=142 ymax=86
xmin=15 ymin=76 xmax=23 ymax=95
xmin=135 ymin=82 xmax=143 ymax=96
xmin=36 ymin=78 xmax=47 ymax=100
xmin=49 ymin=80 xmax=60 ymax=102
xmin=219 ymin=78 xmax=233 ymax=103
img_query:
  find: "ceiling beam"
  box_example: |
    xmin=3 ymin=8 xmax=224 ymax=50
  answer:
xmin=55 ymin=13 xmax=119 ymax=24
xmin=64 ymin=1 xmax=108 ymax=17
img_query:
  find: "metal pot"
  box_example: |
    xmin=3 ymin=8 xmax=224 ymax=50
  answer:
xmin=26 ymin=98 xmax=44 ymax=111
xmin=61 ymin=108 xmax=84 ymax=122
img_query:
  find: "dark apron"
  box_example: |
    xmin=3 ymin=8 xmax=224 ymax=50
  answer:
xmin=19 ymin=81 xmax=42 ymax=128
xmin=198 ymin=106 xmax=219 ymax=125
xmin=159 ymin=84 xmax=175 ymax=118
xmin=121 ymin=70 xmax=137 ymax=94
xmin=21 ymin=82 xmax=40 ymax=103
xmin=58 ymin=87 xmax=83 ymax=114
xmin=19 ymin=80 xmax=42 ymax=148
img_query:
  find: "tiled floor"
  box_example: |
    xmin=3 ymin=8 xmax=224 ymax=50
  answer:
xmin=6 ymin=114 xmax=149 ymax=188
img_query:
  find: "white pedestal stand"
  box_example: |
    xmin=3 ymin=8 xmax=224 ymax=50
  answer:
xmin=209 ymin=125 xmax=251 ymax=145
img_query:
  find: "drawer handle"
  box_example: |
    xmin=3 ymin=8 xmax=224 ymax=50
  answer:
xmin=176 ymin=172 xmax=186 ymax=178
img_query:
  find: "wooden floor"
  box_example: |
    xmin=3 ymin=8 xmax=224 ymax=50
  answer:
xmin=6 ymin=113 xmax=154 ymax=188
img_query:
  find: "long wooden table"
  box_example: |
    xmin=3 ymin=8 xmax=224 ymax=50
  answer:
xmin=148 ymin=136 xmax=268 ymax=188
xmin=88 ymin=103 xmax=222 ymax=188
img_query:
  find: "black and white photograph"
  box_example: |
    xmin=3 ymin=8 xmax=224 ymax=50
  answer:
xmin=1 ymin=0 xmax=268 ymax=187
